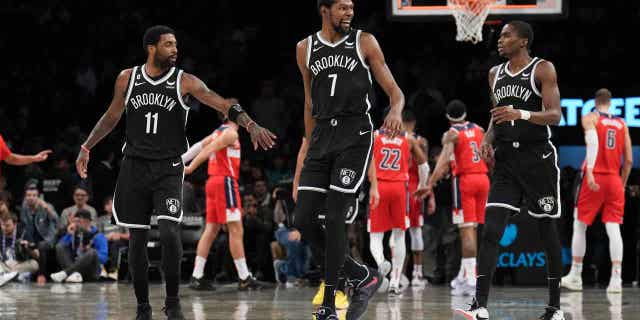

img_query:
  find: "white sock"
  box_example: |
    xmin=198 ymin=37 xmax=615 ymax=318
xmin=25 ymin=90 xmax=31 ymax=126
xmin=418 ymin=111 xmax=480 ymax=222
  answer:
xmin=413 ymin=264 xmax=422 ymax=278
xmin=192 ymin=256 xmax=207 ymax=279
xmin=462 ymin=258 xmax=476 ymax=285
xmin=390 ymin=229 xmax=406 ymax=286
xmin=369 ymin=232 xmax=385 ymax=268
xmin=234 ymin=258 xmax=251 ymax=280
xmin=571 ymin=262 xmax=583 ymax=277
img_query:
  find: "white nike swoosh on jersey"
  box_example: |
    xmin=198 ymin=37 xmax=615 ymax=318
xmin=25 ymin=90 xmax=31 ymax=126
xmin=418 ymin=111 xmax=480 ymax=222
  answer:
xmin=172 ymin=162 xmax=181 ymax=167
xmin=522 ymin=72 xmax=531 ymax=77
xmin=543 ymin=152 xmax=553 ymax=159
xmin=134 ymin=82 xmax=145 ymax=86
xmin=166 ymin=81 xmax=176 ymax=85
xmin=312 ymin=46 xmax=324 ymax=52
xmin=359 ymin=130 xmax=370 ymax=135
xmin=345 ymin=41 xmax=355 ymax=46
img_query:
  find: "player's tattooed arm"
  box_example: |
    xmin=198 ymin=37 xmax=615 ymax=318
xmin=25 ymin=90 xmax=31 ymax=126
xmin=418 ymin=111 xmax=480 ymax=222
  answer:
xmin=622 ymin=125 xmax=633 ymax=187
xmin=296 ymin=37 xmax=315 ymax=141
xmin=292 ymin=137 xmax=309 ymax=203
xmin=181 ymin=73 xmax=276 ymax=150
xmin=360 ymin=32 xmax=404 ymax=137
xmin=76 ymin=69 xmax=131 ymax=179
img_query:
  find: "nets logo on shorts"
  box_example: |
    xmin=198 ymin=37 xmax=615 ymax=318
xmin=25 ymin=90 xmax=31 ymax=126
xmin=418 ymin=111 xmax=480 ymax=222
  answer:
xmin=537 ymin=196 xmax=555 ymax=213
xmin=166 ymin=198 xmax=180 ymax=214
xmin=340 ymin=168 xmax=356 ymax=186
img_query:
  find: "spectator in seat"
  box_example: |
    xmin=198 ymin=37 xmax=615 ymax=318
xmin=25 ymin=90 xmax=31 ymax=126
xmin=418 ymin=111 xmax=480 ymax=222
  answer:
xmin=253 ymin=179 xmax=271 ymax=209
xmin=0 ymin=212 xmax=40 ymax=286
xmin=20 ymin=183 xmax=58 ymax=284
xmin=51 ymin=209 xmax=107 ymax=283
xmin=97 ymin=196 xmax=128 ymax=279
xmin=271 ymin=188 xmax=309 ymax=285
xmin=242 ymin=193 xmax=274 ymax=281
xmin=59 ymin=185 xmax=98 ymax=230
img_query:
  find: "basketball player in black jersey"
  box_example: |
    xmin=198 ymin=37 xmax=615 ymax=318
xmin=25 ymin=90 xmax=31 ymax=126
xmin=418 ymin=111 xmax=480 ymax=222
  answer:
xmin=456 ymin=21 xmax=564 ymax=320
xmin=293 ymin=1 xmax=404 ymax=319
xmin=75 ymin=26 xmax=275 ymax=320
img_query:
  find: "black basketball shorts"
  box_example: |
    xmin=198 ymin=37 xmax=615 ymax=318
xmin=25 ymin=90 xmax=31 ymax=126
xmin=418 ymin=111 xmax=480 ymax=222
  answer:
xmin=112 ymin=156 xmax=184 ymax=229
xmin=486 ymin=140 xmax=561 ymax=218
xmin=298 ymin=114 xmax=373 ymax=223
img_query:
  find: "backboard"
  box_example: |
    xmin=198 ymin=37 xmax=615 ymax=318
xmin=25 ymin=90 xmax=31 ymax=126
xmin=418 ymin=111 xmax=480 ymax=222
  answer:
xmin=388 ymin=0 xmax=567 ymax=21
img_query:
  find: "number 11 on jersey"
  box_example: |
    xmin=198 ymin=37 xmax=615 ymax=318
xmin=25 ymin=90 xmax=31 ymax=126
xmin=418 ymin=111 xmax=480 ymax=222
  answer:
xmin=145 ymin=112 xmax=158 ymax=134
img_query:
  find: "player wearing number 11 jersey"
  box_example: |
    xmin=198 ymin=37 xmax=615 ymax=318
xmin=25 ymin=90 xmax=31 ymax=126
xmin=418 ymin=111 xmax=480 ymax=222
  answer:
xmin=74 ymin=25 xmax=275 ymax=320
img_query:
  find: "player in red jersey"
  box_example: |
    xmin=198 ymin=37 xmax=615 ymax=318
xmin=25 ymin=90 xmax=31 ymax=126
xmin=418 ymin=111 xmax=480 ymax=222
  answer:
xmin=402 ymin=110 xmax=429 ymax=286
xmin=562 ymin=89 xmax=633 ymax=293
xmin=183 ymin=114 xmax=271 ymax=291
xmin=0 ymin=134 xmax=52 ymax=177
xmin=368 ymin=116 xmax=429 ymax=295
xmin=427 ymin=100 xmax=490 ymax=296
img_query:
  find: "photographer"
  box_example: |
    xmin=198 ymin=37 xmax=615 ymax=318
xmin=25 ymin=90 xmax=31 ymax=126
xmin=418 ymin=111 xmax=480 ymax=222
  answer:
xmin=20 ymin=182 xmax=58 ymax=284
xmin=0 ymin=213 xmax=39 ymax=287
xmin=51 ymin=209 xmax=107 ymax=283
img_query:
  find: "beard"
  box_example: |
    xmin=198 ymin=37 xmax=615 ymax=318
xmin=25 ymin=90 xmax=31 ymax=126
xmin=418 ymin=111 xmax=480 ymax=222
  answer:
xmin=153 ymin=52 xmax=175 ymax=69
xmin=333 ymin=22 xmax=351 ymax=35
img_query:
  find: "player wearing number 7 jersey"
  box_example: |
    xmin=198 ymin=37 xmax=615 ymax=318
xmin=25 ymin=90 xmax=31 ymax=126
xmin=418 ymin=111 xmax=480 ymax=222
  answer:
xmin=562 ymin=88 xmax=633 ymax=294
xmin=428 ymin=100 xmax=489 ymax=297
xmin=74 ymin=26 xmax=275 ymax=320
xmin=293 ymin=1 xmax=407 ymax=319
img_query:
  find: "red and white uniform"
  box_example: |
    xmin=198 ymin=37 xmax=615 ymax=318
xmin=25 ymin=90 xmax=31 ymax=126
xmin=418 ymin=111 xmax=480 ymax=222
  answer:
xmin=408 ymin=133 xmax=424 ymax=228
xmin=0 ymin=135 xmax=11 ymax=177
xmin=575 ymin=112 xmax=626 ymax=225
xmin=205 ymin=124 xmax=242 ymax=224
xmin=450 ymin=122 xmax=489 ymax=225
xmin=368 ymin=130 xmax=410 ymax=233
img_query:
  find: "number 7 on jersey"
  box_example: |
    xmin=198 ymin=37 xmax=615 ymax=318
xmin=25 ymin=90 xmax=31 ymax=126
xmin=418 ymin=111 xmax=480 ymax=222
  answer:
xmin=328 ymin=74 xmax=337 ymax=97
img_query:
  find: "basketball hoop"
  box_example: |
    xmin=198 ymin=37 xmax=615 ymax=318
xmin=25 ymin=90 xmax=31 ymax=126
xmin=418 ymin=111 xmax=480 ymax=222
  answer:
xmin=449 ymin=0 xmax=496 ymax=44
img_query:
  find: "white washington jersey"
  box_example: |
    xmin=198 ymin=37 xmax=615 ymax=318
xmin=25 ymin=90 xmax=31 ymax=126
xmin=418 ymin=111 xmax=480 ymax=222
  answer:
xmin=306 ymin=29 xmax=372 ymax=119
xmin=491 ymin=57 xmax=549 ymax=143
xmin=123 ymin=65 xmax=189 ymax=159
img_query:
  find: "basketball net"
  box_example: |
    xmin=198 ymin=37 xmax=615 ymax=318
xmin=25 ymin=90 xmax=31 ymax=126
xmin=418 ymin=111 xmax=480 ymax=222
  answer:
xmin=449 ymin=0 xmax=495 ymax=43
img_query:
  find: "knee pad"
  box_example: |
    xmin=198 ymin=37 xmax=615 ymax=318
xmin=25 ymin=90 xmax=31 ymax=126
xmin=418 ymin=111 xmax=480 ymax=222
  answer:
xmin=326 ymin=190 xmax=359 ymax=225
xmin=159 ymin=220 xmax=182 ymax=243
xmin=573 ymin=219 xmax=587 ymax=234
xmin=292 ymin=190 xmax=327 ymax=232
xmin=409 ymin=227 xmax=424 ymax=251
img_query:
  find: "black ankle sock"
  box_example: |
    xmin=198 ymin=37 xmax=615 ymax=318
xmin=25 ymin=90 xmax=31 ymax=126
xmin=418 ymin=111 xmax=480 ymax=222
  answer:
xmin=321 ymin=284 xmax=336 ymax=310
xmin=548 ymin=277 xmax=560 ymax=308
xmin=165 ymin=275 xmax=180 ymax=300
xmin=133 ymin=280 xmax=149 ymax=305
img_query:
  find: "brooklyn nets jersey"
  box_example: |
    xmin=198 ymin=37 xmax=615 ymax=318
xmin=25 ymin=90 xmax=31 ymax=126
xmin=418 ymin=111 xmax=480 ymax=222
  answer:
xmin=307 ymin=29 xmax=372 ymax=119
xmin=123 ymin=65 xmax=189 ymax=159
xmin=491 ymin=57 xmax=549 ymax=143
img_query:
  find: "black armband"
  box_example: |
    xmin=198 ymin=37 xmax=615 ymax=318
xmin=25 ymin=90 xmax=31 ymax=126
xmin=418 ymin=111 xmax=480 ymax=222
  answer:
xmin=228 ymin=103 xmax=245 ymax=123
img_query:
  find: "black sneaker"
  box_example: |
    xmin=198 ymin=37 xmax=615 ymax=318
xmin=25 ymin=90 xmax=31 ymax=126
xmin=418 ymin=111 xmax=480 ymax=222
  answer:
xmin=539 ymin=306 xmax=565 ymax=320
xmin=135 ymin=303 xmax=152 ymax=320
xmin=238 ymin=275 xmax=275 ymax=291
xmin=314 ymin=306 xmax=339 ymax=320
xmin=346 ymin=267 xmax=382 ymax=320
xmin=162 ymin=301 xmax=185 ymax=320
xmin=189 ymin=276 xmax=216 ymax=291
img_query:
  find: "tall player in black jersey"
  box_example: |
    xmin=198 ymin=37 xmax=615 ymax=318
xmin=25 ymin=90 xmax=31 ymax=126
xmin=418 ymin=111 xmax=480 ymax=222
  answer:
xmin=293 ymin=1 xmax=404 ymax=319
xmin=75 ymin=26 xmax=275 ymax=320
xmin=457 ymin=21 xmax=565 ymax=320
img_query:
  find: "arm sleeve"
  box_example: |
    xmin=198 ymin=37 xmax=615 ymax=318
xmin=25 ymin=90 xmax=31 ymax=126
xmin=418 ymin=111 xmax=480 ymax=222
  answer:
xmin=181 ymin=141 xmax=203 ymax=164
xmin=585 ymin=129 xmax=598 ymax=169
xmin=418 ymin=162 xmax=430 ymax=188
